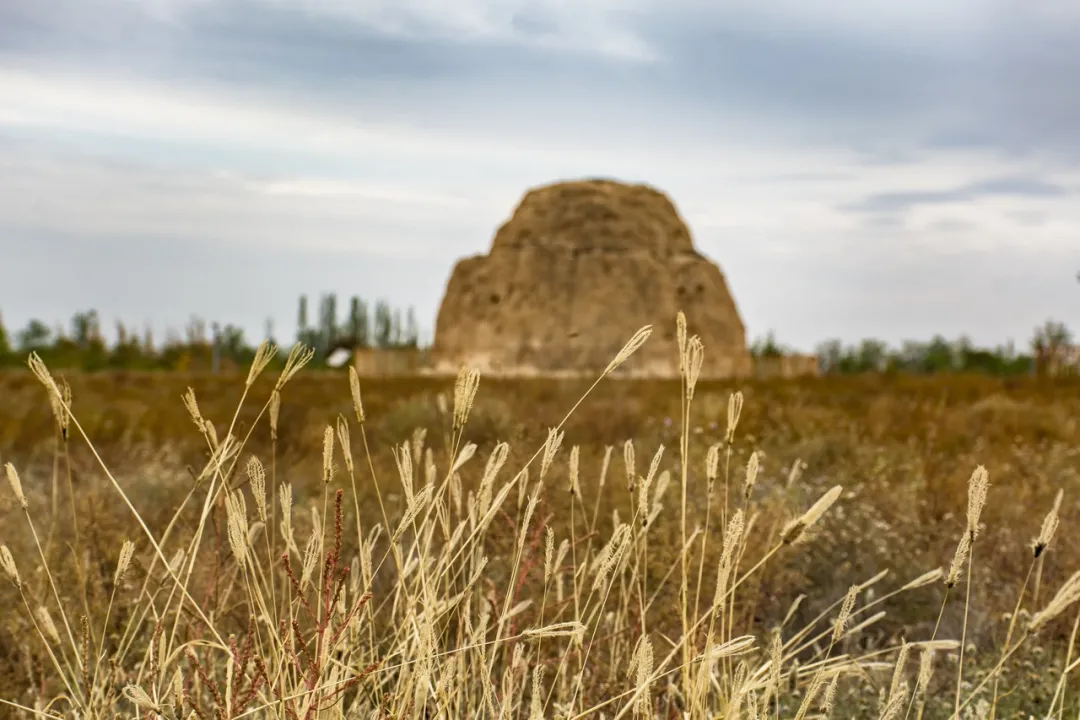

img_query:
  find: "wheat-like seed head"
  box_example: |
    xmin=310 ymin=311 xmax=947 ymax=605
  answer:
xmin=122 ymin=684 xmax=157 ymax=711
xmin=821 ymin=672 xmax=839 ymax=715
xmin=300 ymin=530 xmax=320 ymax=588
xmin=268 ymin=390 xmax=281 ymax=441
xmin=529 ymin=665 xmax=545 ymax=720
xmin=483 ymin=442 xmax=509 ymax=485
xmin=115 ymin=539 xmax=135 ymax=585
xmin=793 ymin=667 xmax=825 ymax=720
xmin=946 ymin=532 xmax=971 ymax=588
xmin=0 ymin=545 xmax=20 ymax=588
xmin=181 ymin=387 xmax=203 ymax=431
xmin=592 ymin=525 xmax=631 ymax=592
xmin=246 ymin=340 xmax=277 ymax=387
xmin=279 ymin=483 xmax=293 ymax=547
xmin=247 ymin=456 xmax=267 ymax=522
xmin=346 ymin=365 xmax=366 ymax=425
xmin=1030 ymin=570 xmax=1080 ymax=632
xmin=652 ymin=469 xmax=671 ymax=510
xmin=36 ymin=606 xmax=61 ymax=645
xmin=685 ymin=336 xmax=704 ymax=400
xmin=744 ymin=451 xmax=760 ymax=500
xmin=887 ymin=641 xmax=909 ymax=704
xmin=966 ymin=465 xmax=990 ymax=540
xmin=321 ymin=426 xmax=335 ymax=485
xmin=858 ymin=569 xmax=890 ymax=593
xmin=5 ymin=462 xmax=27 ymax=509
xmin=676 ymin=311 xmax=688 ymax=372
xmin=599 ymin=444 xmax=612 ymax=489
xmin=336 ymin=415 xmax=354 ymax=475
xmin=166 ymin=548 xmax=186 ymax=577
xmin=170 ymin=669 xmax=185 ymax=710
xmin=453 ymin=366 xmax=481 ymax=430
xmin=782 ymin=485 xmax=843 ymax=545
xmin=540 ymin=428 xmax=565 ymax=480
xmin=449 ymin=443 xmax=477 ymax=475
xmin=623 ymin=439 xmax=636 ymax=493
xmin=544 ymin=527 xmax=555 ymax=584
xmin=277 ymin=343 xmax=315 ymax=389
xmin=523 ymin=621 xmax=586 ymax=643
xmin=901 ymin=568 xmax=943 ymax=591
xmin=845 ymin=610 xmax=887 ymax=639
xmin=47 ymin=376 xmax=70 ymax=436
xmin=225 ymin=491 xmax=249 ymax=565
xmin=568 ymin=445 xmax=581 ymax=497
xmin=878 ymin=688 xmax=907 ymax=720
xmin=713 ymin=509 xmax=745 ymax=607
xmin=766 ymin=630 xmax=783 ymax=704
xmin=27 ymin=352 xmax=60 ymax=399
xmin=519 ymin=484 xmax=541 ymax=552
xmin=630 ymin=635 xmax=654 ymax=717
xmin=915 ymin=647 xmax=935 ymax=698
xmin=203 ymin=420 xmax=219 ymax=451
xmin=394 ymin=484 xmax=433 ymax=540
xmin=832 ymin=585 xmax=859 ymax=642
xmin=1033 ymin=488 xmax=1063 ymax=558
xmin=706 ymin=443 xmax=720 ymax=487
xmin=726 ymin=391 xmax=744 ymax=444
xmin=708 ymin=635 xmax=756 ymax=661
xmin=605 ymin=325 xmax=652 ymax=374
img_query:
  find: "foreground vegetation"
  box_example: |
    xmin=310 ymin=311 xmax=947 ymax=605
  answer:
xmin=1 ymin=317 xmax=1079 ymax=718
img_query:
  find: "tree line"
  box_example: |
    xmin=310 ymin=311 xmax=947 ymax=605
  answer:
xmin=0 ymin=294 xmax=421 ymax=372
xmin=0 ymin=297 xmax=1073 ymax=376
xmin=750 ymin=319 xmax=1074 ymax=376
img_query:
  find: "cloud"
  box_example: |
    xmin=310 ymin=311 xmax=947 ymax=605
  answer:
xmin=843 ymin=175 xmax=1072 ymax=216
xmin=1 ymin=0 xmax=1080 ymax=352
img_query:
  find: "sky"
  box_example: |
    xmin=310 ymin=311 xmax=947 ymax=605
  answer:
xmin=1 ymin=0 xmax=1079 ymax=353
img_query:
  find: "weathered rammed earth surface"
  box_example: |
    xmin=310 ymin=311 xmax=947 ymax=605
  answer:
xmin=432 ymin=179 xmax=754 ymax=378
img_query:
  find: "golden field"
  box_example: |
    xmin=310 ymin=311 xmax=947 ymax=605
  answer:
xmin=1 ymin=340 xmax=1079 ymax=718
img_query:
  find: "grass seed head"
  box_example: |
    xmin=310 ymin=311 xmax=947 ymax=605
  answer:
xmin=2 ymin=546 xmax=22 ymax=587
xmin=5 ymin=462 xmax=27 ymax=509
xmin=247 ymin=456 xmax=267 ymax=522
xmin=36 ymin=606 xmax=61 ymax=645
xmin=453 ymin=366 xmax=481 ymax=429
xmin=726 ymin=390 xmax=744 ymax=443
xmin=966 ymin=465 xmax=990 ymax=540
xmin=114 ymin=540 xmax=136 ymax=585
xmin=348 ymin=365 xmax=365 ymax=424
xmin=1033 ymin=488 xmax=1063 ymax=558
xmin=606 ymin=324 xmax=652 ymax=374
xmin=946 ymin=532 xmax=971 ymax=588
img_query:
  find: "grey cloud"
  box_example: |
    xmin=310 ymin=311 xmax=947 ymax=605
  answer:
xmin=842 ymin=176 xmax=1070 ymax=216
xmin=4 ymin=0 xmax=1080 ymax=158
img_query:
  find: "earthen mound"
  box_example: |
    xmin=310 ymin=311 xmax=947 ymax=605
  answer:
xmin=432 ymin=179 xmax=752 ymax=377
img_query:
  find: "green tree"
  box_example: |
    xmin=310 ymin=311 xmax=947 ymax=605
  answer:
xmin=347 ymin=296 xmax=369 ymax=347
xmin=750 ymin=331 xmax=782 ymax=358
xmin=0 ymin=310 xmax=10 ymax=362
xmin=16 ymin=319 xmax=51 ymax=351
xmin=404 ymin=306 xmax=419 ymax=348
xmin=374 ymin=300 xmax=393 ymax=349
xmin=318 ymin=293 xmax=339 ymax=354
xmin=70 ymin=310 xmax=99 ymax=349
xmin=855 ymin=339 xmax=889 ymax=372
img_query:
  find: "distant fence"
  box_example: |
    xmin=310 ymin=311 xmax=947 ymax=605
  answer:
xmin=353 ymin=347 xmax=428 ymax=376
xmin=355 ymin=347 xmax=820 ymax=380
xmin=754 ymin=354 xmax=820 ymax=379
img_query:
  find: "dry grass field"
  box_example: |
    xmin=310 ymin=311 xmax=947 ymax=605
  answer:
xmin=1 ymin=327 xmax=1080 ymax=718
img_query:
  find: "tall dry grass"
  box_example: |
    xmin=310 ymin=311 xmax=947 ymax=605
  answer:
xmin=0 ymin=314 xmax=1077 ymax=718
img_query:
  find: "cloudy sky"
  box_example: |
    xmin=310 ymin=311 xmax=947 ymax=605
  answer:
xmin=2 ymin=0 xmax=1079 ymax=353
